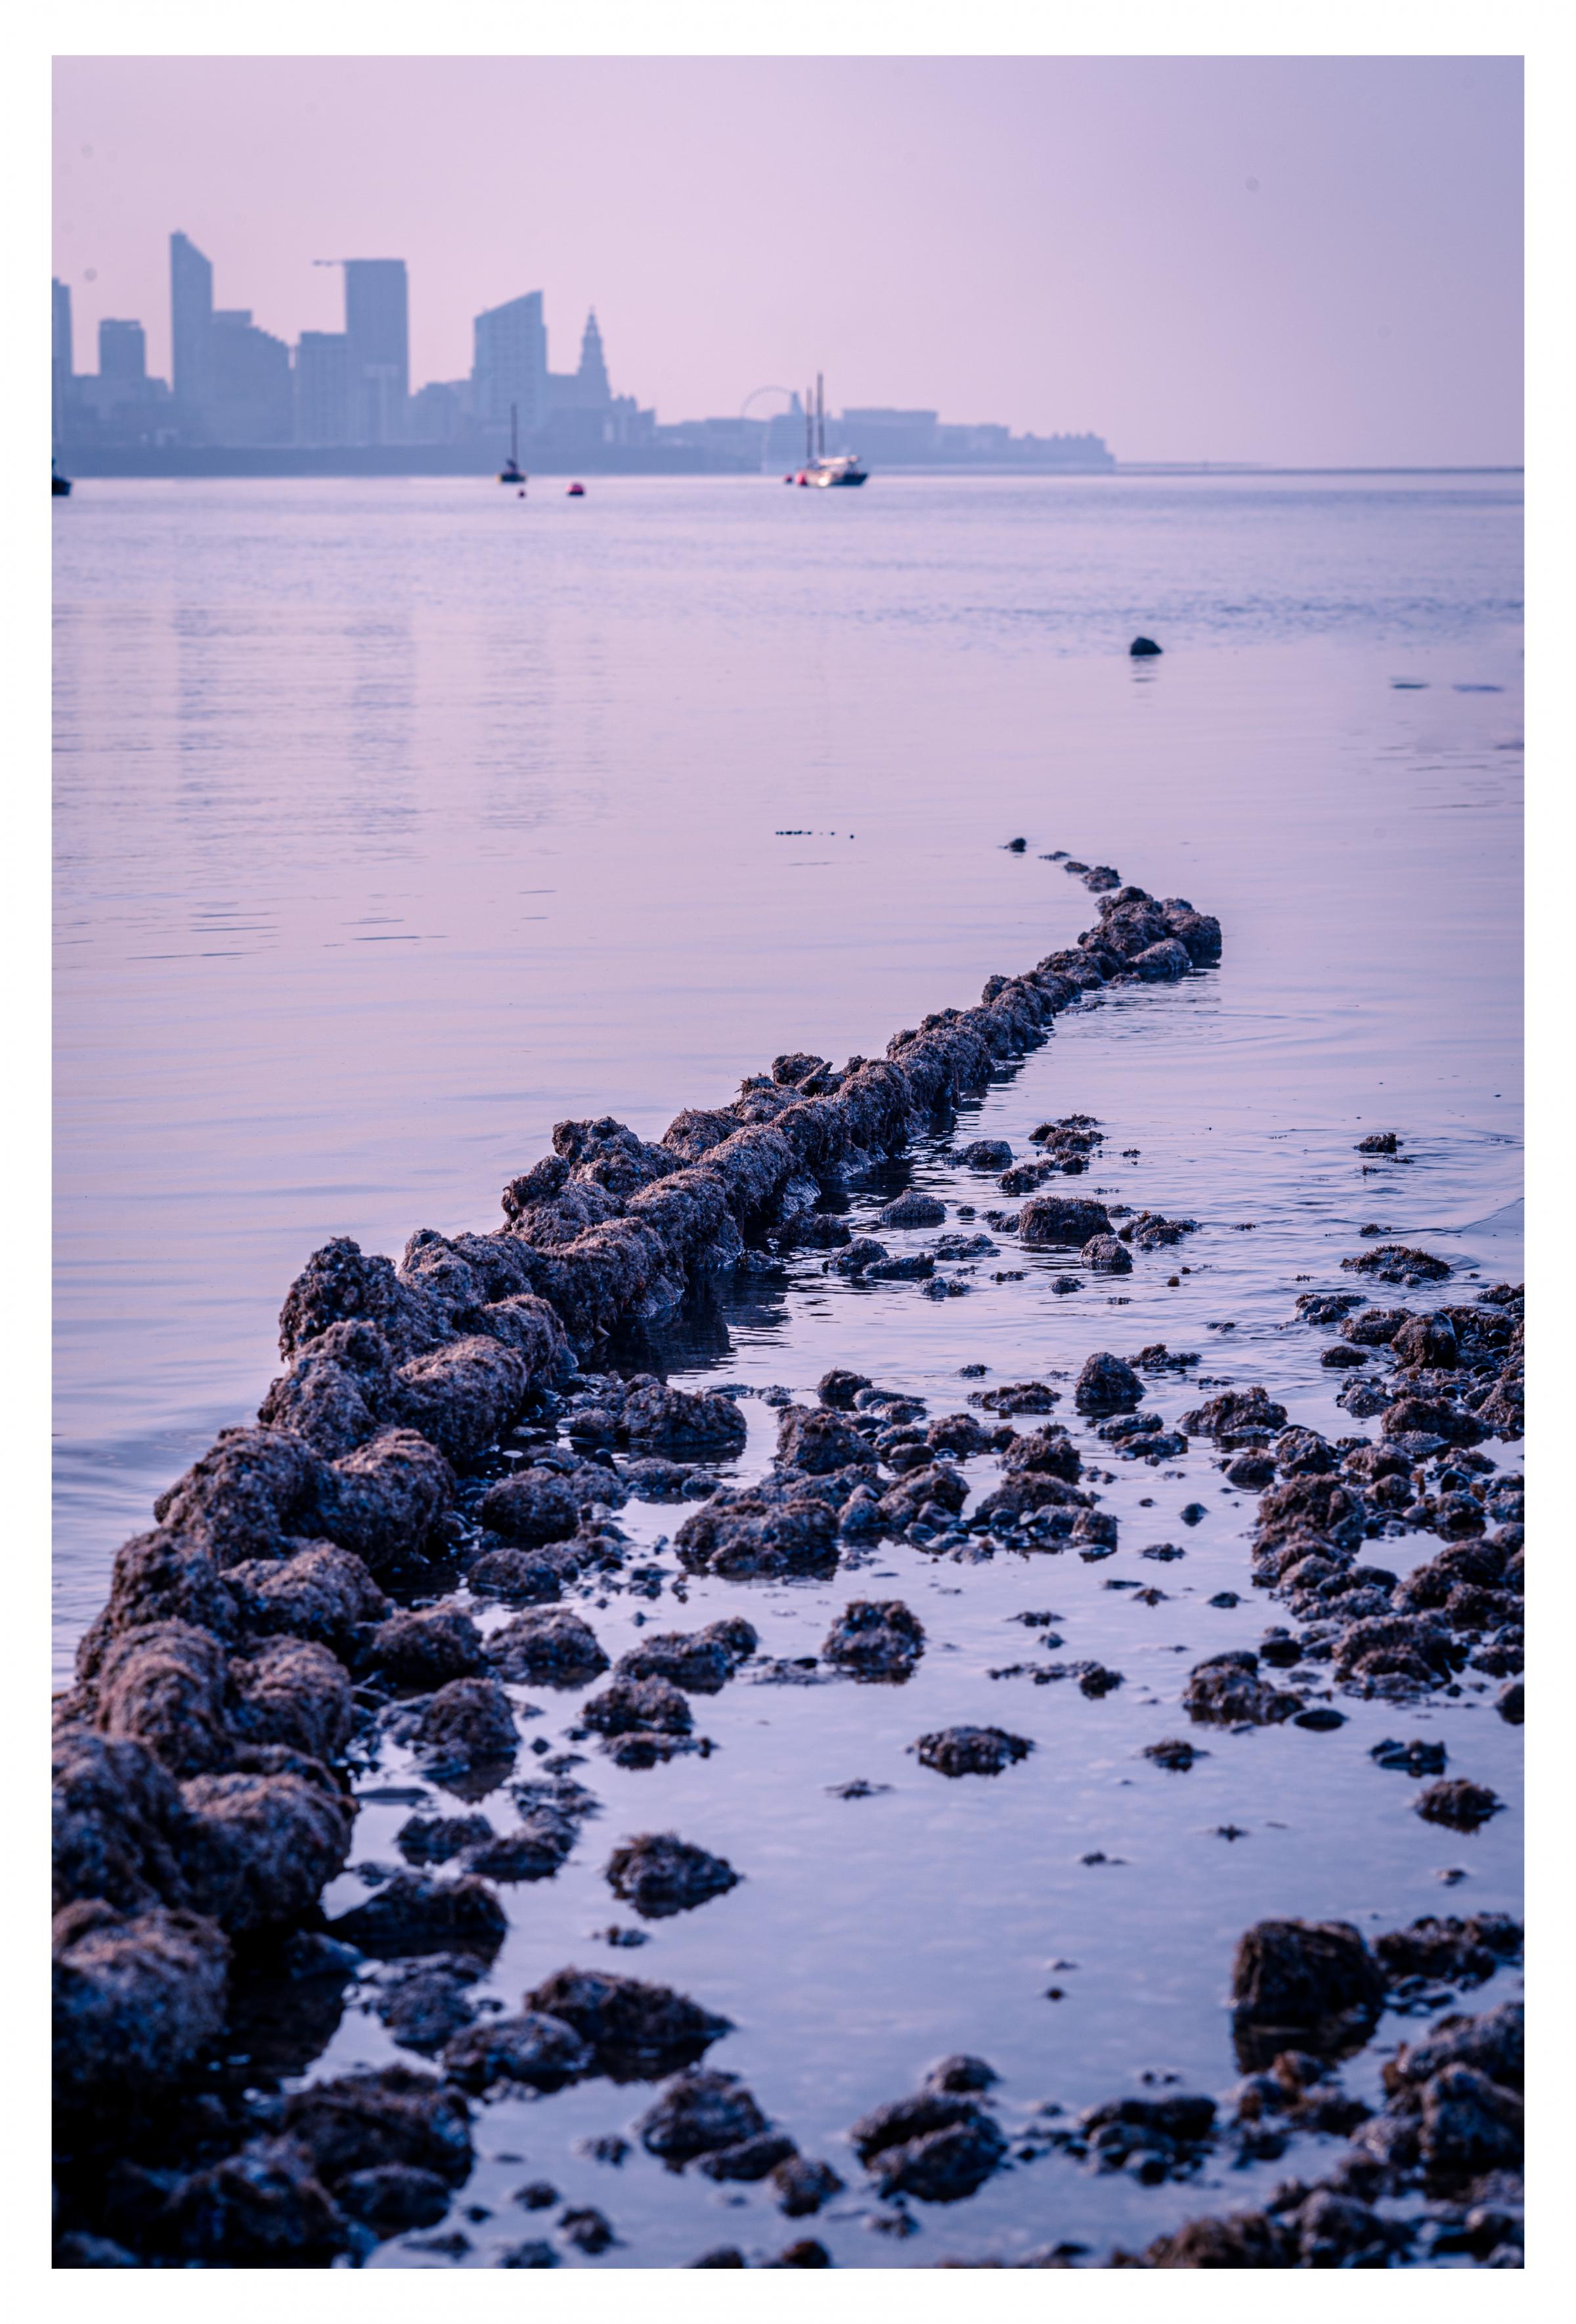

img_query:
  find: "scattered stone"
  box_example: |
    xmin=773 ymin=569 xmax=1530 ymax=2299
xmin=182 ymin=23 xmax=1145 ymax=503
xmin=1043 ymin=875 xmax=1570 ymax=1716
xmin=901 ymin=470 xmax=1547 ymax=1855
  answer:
xmin=1416 ymin=1780 xmax=1504 ymax=1831
xmin=605 ymin=1833 xmax=739 ymax=1919
xmin=821 ymin=1599 xmax=926 ymax=1680
xmin=915 ymin=1726 xmax=1034 ymax=1777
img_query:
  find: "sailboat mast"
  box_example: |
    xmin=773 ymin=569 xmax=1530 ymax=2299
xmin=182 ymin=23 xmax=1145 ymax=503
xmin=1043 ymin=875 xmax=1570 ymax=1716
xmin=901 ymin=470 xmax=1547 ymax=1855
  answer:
xmin=510 ymin=403 xmax=519 ymax=464
xmin=816 ymin=372 xmax=825 ymax=459
xmin=805 ymin=386 xmax=813 ymax=467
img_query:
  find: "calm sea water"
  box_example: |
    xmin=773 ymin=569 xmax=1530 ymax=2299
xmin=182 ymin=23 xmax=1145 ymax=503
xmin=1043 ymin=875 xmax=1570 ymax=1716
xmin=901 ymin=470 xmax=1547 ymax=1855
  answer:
xmin=53 ymin=474 xmax=1522 ymax=2266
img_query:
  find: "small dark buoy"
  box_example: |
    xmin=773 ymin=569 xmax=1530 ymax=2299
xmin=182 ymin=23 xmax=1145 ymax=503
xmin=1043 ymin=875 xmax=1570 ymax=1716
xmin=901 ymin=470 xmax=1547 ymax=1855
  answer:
xmin=1129 ymin=636 xmax=1163 ymax=657
xmin=1004 ymin=836 xmax=1027 ymax=853
xmin=517 ymin=489 xmax=526 ymax=499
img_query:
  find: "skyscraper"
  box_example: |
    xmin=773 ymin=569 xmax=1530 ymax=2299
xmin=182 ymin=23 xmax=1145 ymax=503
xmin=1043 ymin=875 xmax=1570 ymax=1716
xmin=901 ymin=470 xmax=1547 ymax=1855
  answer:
xmin=52 ymin=279 xmax=73 ymax=443
xmin=52 ymin=279 xmax=74 ymax=377
xmin=343 ymin=259 xmax=409 ymax=443
xmin=210 ymin=311 xmax=292 ymax=443
xmin=294 ymin=332 xmax=351 ymax=447
xmin=170 ymin=231 xmax=215 ymax=424
xmin=471 ymin=292 xmax=547 ymax=438
xmin=577 ymin=310 xmax=609 ymax=404
xmin=98 ymin=319 xmax=148 ymax=380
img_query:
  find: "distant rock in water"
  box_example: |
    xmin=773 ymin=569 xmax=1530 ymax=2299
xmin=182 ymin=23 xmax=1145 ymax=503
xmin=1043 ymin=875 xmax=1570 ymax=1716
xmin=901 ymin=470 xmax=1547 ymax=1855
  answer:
xmin=1129 ymin=636 xmax=1163 ymax=657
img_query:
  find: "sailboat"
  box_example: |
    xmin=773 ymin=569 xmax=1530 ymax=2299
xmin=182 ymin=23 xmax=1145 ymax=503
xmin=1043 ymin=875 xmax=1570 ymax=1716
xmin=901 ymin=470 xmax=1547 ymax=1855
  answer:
xmin=797 ymin=374 xmax=867 ymax=488
xmin=52 ymin=457 xmax=72 ymax=498
xmin=498 ymin=404 xmax=525 ymax=486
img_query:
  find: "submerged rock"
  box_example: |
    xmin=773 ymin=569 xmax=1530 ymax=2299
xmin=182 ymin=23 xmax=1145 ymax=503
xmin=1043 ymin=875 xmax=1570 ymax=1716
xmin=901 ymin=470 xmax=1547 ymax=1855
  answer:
xmin=521 ymin=1968 xmax=732 ymax=2080
xmin=1230 ymin=1919 xmax=1386 ymax=2065
xmin=53 ymin=1898 xmax=230 ymax=2107
xmin=850 ymin=2089 xmax=1007 ymax=2202
xmin=441 ymin=2011 xmax=592 ymax=2093
xmin=915 ymin=1726 xmax=1034 ymax=1777
xmin=605 ymin=1833 xmax=740 ymax=1918
xmin=821 ymin=1599 xmax=926 ymax=1680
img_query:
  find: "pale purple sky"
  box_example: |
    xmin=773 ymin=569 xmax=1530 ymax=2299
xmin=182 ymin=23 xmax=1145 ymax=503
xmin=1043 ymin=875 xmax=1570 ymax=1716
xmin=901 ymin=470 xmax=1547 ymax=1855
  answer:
xmin=52 ymin=55 xmax=1522 ymax=464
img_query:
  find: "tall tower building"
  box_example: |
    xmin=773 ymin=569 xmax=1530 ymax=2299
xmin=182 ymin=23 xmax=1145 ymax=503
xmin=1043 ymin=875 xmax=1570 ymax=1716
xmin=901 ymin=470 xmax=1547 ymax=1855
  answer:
xmin=52 ymin=279 xmax=74 ymax=377
xmin=98 ymin=319 xmax=148 ymax=379
xmin=577 ymin=309 xmax=610 ymax=403
xmin=471 ymin=292 xmax=547 ymax=437
xmin=52 ymin=279 xmax=73 ymax=443
xmin=170 ymin=231 xmax=215 ymax=422
xmin=343 ymin=258 xmax=409 ymax=443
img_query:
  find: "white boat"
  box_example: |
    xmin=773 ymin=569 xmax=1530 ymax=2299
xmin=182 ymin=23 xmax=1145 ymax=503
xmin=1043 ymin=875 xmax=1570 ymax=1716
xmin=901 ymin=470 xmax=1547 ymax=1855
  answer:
xmin=796 ymin=374 xmax=869 ymax=487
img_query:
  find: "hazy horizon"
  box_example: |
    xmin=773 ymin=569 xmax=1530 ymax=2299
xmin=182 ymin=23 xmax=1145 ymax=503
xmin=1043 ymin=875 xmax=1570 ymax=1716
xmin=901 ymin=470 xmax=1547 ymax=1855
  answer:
xmin=53 ymin=54 xmax=1522 ymax=466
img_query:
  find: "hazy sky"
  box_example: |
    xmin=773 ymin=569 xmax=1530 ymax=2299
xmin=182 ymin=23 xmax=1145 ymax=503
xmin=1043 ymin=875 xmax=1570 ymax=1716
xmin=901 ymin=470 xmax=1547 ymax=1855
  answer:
xmin=52 ymin=55 xmax=1522 ymax=464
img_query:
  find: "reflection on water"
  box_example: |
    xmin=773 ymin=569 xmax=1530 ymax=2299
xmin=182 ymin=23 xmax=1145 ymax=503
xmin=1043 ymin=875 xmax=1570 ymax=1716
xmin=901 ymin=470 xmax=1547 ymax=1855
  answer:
xmin=53 ymin=475 xmax=1521 ymax=2265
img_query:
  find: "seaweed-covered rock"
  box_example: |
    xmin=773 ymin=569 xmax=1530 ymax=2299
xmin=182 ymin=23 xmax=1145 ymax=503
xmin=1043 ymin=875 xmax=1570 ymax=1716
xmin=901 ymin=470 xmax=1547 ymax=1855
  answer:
xmin=1074 ymin=1352 xmax=1143 ymax=1416
xmin=915 ymin=1726 xmax=1033 ymax=1777
xmin=1019 ymin=1195 xmax=1112 ymax=1248
xmin=53 ymin=1898 xmax=230 ymax=2105
xmin=881 ymin=1191 xmax=947 ymax=1228
xmin=94 ymin=1619 xmax=231 ymax=1777
xmin=877 ymin=1463 xmax=969 ymax=1532
xmin=850 ymin=2089 xmax=1007 ymax=2202
xmin=229 ymin=1542 xmax=390 ymax=1657
xmin=1126 ymin=2209 xmax=1290 ymax=2269
xmin=1230 ymin=1920 xmax=1386 ymax=2065
xmin=413 ymin=1677 xmax=519 ymax=1775
xmin=161 ymin=2138 xmax=351 ymax=2265
xmin=821 ymin=1599 xmax=925 ymax=1680
xmin=1374 ymin=1914 xmax=1521 ymax=1988
xmin=317 ymin=1429 xmax=456 ymax=1571
xmin=1416 ymin=1779 xmax=1504 ymax=1830
xmin=700 ymin=2132 xmax=800 ymax=2183
xmin=478 ymin=1468 xmax=585 ymax=1546
xmin=370 ymin=1954 xmax=485 ymax=2051
xmin=614 ymin=1617 xmax=757 ymax=1694
xmin=773 ymin=2156 xmax=845 ymax=2216
xmin=282 ymin=2063 xmax=475 ymax=2187
xmin=1001 ymin=1424 xmax=1082 ymax=1483
xmin=1342 ymin=1244 xmax=1452 ymax=1287
xmin=818 ymin=1368 xmax=873 ymax=1409
xmin=776 ymin=1405 xmax=876 ymax=1475
xmin=1081 ymin=1234 xmax=1133 ymax=1274
xmin=489 ymin=1609 xmax=608 ymax=1686
xmin=580 ymin=1678 xmax=693 ymax=1738
xmin=467 ymin=1546 xmax=564 ymax=1602
xmin=227 ymin=1637 xmax=354 ymax=1764
xmin=1381 ymin=1395 xmax=1484 ymax=1450
xmin=181 ymin=1759 xmax=353 ymax=1933
xmin=1183 ymin=1651 xmax=1302 ymax=1728
xmin=52 ymin=1724 xmax=192 ymax=1915
xmin=521 ymin=1968 xmax=732 ymax=2080
xmin=1417 ymin=2067 xmax=1523 ymax=2176
xmin=622 ymin=1381 xmax=747 ymax=1459
xmin=1182 ymin=1385 xmax=1289 ymax=1437
xmin=368 ymin=1607 xmax=485 ymax=1687
xmin=331 ymin=1872 xmax=508 ymax=1960
xmin=465 ymin=1810 xmax=579 ymax=1883
xmin=606 ymin=1833 xmax=740 ymax=1918
xmin=638 ymin=2070 xmax=770 ymax=2163
xmin=1133 ymin=938 xmax=1193 ymax=981
xmin=336 ymin=2162 xmax=452 ymax=2237
xmin=442 ymin=2011 xmax=593 ymax=2093
xmin=675 ymin=1485 xmax=841 ymax=1578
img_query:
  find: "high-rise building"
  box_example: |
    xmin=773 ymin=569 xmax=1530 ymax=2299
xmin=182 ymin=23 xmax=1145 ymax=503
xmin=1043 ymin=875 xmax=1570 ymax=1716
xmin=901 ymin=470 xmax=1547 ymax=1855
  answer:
xmin=53 ymin=279 xmax=74 ymax=376
xmin=210 ymin=310 xmax=292 ymax=444
xmin=170 ymin=231 xmax=215 ymax=423
xmin=471 ymin=292 xmax=546 ymax=438
xmin=343 ymin=259 xmax=409 ymax=443
xmin=52 ymin=279 xmax=73 ymax=443
xmin=98 ymin=319 xmax=148 ymax=380
xmin=294 ymin=332 xmax=352 ymax=446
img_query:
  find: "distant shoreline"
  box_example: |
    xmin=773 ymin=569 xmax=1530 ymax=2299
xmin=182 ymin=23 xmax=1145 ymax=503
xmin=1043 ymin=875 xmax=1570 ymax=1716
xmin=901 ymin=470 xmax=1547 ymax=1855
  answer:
xmin=53 ymin=448 xmax=1523 ymax=483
